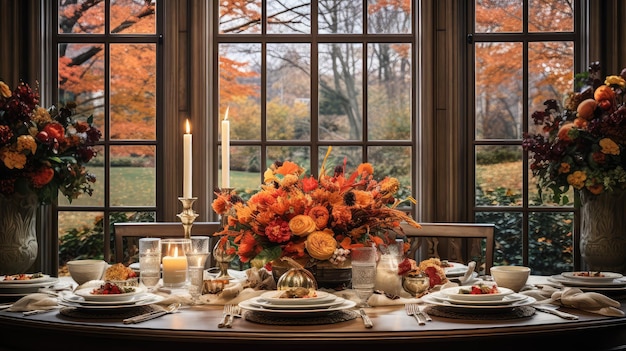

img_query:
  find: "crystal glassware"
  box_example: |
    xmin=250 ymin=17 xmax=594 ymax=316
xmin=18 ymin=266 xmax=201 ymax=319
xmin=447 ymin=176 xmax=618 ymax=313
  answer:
xmin=350 ymin=246 xmax=378 ymax=307
xmin=186 ymin=236 xmax=210 ymax=302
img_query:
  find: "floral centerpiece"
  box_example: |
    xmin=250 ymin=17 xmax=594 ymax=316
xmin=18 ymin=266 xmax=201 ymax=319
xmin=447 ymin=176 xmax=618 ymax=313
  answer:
xmin=522 ymin=63 xmax=626 ymax=205
xmin=0 ymin=81 xmax=101 ymax=204
xmin=211 ymin=149 xmax=421 ymax=273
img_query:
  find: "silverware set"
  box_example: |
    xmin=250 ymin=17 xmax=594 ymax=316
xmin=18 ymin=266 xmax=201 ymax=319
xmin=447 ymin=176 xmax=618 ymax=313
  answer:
xmin=405 ymin=303 xmax=431 ymax=325
xmin=123 ymin=302 xmax=181 ymax=324
xmin=218 ymin=304 xmax=242 ymax=328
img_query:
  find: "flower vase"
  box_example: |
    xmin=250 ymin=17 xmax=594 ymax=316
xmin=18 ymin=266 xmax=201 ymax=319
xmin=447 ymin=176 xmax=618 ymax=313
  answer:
xmin=0 ymin=192 xmax=39 ymax=275
xmin=307 ymin=260 xmax=352 ymax=290
xmin=580 ymin=190 xmax=626 ymax=274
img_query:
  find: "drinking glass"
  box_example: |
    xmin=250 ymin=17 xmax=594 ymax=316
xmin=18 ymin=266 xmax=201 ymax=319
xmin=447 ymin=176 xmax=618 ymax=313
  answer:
xmin=186 ymin=236 xmax=211 ymax=302
xmin=161 ymin=238 xmax=191 ymax=288
xmin=139 ymin=238 xmax=161 ymax=290
xmin=350 ymin=246 xmax=378 ymax=307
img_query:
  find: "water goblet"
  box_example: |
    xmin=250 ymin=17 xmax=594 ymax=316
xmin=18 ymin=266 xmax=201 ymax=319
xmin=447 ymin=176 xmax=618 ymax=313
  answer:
xmin=350 ymin=246 xmax=378 ymax=307
xmin=213 ymin=237 xmax=236 ymax=280
xmin=186 ymin=236 xmax=210 ymax=302
xmin=139 ymin=238 xmax=161 ymax=291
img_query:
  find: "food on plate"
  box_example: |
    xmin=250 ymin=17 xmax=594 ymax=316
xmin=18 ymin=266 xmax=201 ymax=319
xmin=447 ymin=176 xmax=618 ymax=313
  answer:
xmin=398 ymin=257 xmax=448 ymax=288
xmin=572 ymin=271 xmax=605 ymax=277
xmin=90 ymin=282 xmax=135 ymax=295
xmin=2 ymin=272 xmax=44 ymax=281
xmin=104 ymin=263 xmax=137 ymax=281
xmin=278 ymin=287 xmax=317 ymax=299
xmin=458 ymin=283 xmax=499 ymax=295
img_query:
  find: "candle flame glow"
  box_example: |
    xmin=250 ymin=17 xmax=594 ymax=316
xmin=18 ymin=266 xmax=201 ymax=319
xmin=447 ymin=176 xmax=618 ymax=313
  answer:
xmin=224 ymin=106 xmax=229 ymax=121
xmin=185 ymin=119 xmax=191 ymax=134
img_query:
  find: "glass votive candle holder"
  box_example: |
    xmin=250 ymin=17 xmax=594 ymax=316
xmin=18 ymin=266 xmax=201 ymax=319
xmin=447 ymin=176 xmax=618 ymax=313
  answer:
xmin=161 ymin=238 xmax=191 ymax=288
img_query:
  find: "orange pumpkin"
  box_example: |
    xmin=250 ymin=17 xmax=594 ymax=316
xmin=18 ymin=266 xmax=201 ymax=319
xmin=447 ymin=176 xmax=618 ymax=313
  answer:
xmin=557 ymin=122 xmax=574 ymax=141
xmin=576 ymin=99 xmax=597 ymax=120
xmin=594 ymin=85 xmax=615 ymax=110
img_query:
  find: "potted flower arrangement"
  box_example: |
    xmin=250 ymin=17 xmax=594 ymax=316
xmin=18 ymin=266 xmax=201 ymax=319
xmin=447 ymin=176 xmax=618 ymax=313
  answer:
xmin=211 ymin=148 xmax=420 ymax=287
xmin=0 ymin=80 xmax=101 ymax=274
xmin=522 ymin=62 xmax=626 ymax=273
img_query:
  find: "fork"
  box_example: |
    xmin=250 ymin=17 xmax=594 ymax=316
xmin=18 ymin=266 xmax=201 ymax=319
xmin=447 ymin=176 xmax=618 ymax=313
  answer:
xmin=218 ymin=304 xmax=233 ymax=328
xmin=224 ymin=305 xmax=241 ymax=328
xmin=405 ymin=303 xmax=427 ymax=326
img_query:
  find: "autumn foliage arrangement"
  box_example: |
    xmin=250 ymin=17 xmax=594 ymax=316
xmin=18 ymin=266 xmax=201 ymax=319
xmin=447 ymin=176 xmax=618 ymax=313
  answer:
xmin=0 ymin=81 xmax=101 ymax=204
xmin=523 ymin=63 xmax=626 ymax=205
xmin=211 ymin=148 xmax=421 ymax=269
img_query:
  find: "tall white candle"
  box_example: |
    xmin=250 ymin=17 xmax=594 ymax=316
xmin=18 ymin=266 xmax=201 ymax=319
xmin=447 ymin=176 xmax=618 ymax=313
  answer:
xmin=183 ymin=119 xmax=193 ymax=198
xmin=221 ymin=107 xmax=230 ymax=188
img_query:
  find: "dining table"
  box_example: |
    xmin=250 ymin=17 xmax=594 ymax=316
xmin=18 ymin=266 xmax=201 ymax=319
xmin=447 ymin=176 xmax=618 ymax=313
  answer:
xmin=1 ymin=274 xmax=625 ymax=351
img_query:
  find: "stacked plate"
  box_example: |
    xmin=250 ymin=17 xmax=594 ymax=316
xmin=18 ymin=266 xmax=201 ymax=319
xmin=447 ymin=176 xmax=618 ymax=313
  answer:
xmin=239 ymin=290 xmax=356 ymax=317
xmin=59 ymin=285 xmax=164 ymax=309
xmin=0 ymin=274 xmax=58 ymax=298
xmin=422 ymin=285 xmax=536 ymax=311
xmin=548 ymin=271 xmax=626 ymax=292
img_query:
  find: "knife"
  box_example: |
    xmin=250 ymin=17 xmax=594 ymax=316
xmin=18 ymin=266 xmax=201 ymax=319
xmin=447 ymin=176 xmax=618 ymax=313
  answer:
xmin=533 ymin=305 xmax=579 ymax=320
xmin=359 ymin=308 xmax=373 ymax=328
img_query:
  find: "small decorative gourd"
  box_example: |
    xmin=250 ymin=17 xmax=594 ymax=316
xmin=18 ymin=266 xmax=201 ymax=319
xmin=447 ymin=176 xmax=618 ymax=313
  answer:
xmin=276 ymin=257 xmax=318 ymax=290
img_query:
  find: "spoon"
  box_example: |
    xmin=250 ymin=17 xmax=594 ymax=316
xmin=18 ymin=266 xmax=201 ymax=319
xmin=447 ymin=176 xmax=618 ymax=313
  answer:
xmin=123 ymin=302 xmax=181 ymax=324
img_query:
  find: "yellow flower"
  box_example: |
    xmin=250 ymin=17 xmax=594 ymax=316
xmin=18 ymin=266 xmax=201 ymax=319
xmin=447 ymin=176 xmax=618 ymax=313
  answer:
xmin=558 ymin=162 xmax=571 ymax=174
xmin=605 ymin=75 xmax=626 ymax=89
xmin=599 ymin=138 xmax=620 ymax=155
xmin=305 ymin=230 xmax=337 ymax=260
xmin=17 ymin=135 xmax=37 ymax=154
xmin=32 ymin=107 xmax=52 ymax=124
xmin=0 ymin=147 xmax=27 ymax=169
xmin=289 ymin=214 xmax=317 ymax=236
xmin=567 ymin=170 xmax=587 ymax=189
xmin=263 ymin=168 xmax=278 ymax=183
xmin=0 ymin=81 xmax=11 ymax=98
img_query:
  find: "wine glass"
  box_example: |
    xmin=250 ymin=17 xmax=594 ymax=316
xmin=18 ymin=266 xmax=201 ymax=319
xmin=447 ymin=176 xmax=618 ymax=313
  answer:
xmin=213 ymin=238 xmax=236 ymax=280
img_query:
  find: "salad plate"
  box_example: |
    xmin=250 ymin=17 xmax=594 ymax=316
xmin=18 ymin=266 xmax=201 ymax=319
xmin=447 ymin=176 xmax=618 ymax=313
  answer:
xmin=75 ymin=285 xmax=146 ymax=302
xmin=59 ymin=294 xmax=164 ymax=309
xmin=259 ymin=290 xmax=335 ymax=305
xmin=0 ymin=274 xmax=54 ymax=284
xmin=439 ymin=285 xmax=514 ymax=301
xmin=249 ymin=296 xmax=345 ymax=310
xmin=239 ymin=298 xmax=355 ymax=317
xmin=561 ymin=271 xmax=623 ymax=283
xmin=62 ymin=293 xmax=152 ymax=306
xmin=432 ymin=293 xmax=527 ymax=306
xmin=549 ymin=275 xmax=626 ymax=287
xmin=423 ymin=292 xmax=535 ymax=310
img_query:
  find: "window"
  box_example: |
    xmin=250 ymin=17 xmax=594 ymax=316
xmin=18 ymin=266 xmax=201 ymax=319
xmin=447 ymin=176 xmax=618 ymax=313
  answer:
xmin=53 ymin=1 xmax=160 ymax=266
xmin=214 ymin=1 xmax=417 ymax=209
xmin=470 ymin=0 xmax=581 ymax=274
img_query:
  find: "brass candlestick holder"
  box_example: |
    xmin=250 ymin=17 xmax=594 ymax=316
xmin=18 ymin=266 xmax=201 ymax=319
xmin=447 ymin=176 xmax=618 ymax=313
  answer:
xmin=177 ymin=197 xmax=199 ymax=239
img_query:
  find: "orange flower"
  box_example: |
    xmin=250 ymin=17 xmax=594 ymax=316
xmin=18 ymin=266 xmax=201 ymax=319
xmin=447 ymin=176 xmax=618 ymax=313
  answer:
xmin=275 ymin=161 xmax=301 ymax=175
xmin=308 ymin=205 xmax=330 ymax=229
xmin=305 ymin=230 xmax=337 ymax=260
xmin=289 ymin=214 xmax=317 ymax=236
xmin=31 ymin=167 xmax=54 ymax=188
xmin=357 ymin=162 xmax=374 ymax=176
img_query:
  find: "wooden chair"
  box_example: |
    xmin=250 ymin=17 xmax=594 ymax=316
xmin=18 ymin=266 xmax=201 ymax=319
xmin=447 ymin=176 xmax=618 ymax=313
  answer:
xmin=113 ymin=222 xmax=222 ymax=266
xmin=400 ymin=222 xmax=495 ymax=275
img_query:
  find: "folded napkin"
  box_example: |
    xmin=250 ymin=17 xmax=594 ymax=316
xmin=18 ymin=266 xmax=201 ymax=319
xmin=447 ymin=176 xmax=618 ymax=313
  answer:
xmin=8 ymin=293 xmax=59 ymax=312
xmin=522 ymin=286 xmax=624 ymax=317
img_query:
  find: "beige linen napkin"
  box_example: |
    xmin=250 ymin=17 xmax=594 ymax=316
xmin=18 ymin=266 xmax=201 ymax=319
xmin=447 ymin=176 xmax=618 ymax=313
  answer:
xmin=522 ymin=286 xmax=624 ymax=317
xmin=8 ymin=293 xmax=58 ymax=312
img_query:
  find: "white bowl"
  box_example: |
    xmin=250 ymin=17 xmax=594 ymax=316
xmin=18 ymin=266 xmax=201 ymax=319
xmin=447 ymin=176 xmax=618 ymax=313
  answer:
xmin=490 ymin=265 xmax=530 ymax=292
xmin=67 ymin=259 xmax=107 ymax=285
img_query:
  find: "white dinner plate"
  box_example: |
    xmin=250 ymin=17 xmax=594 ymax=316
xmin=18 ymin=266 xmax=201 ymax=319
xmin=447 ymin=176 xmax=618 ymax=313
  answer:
xmin=444 ymin=263 xmax=469 ymax=277
xmin=0 ymin=274 xmax=54 ymax=284
xmin=432 ymin=293 xmax=528 ymax=306
xmin=561 ymin=271 xmax=623 ymax=283
xmin=423 ymin=292 xmax=536 ymax=310
xmin=259 ymin=290 xmax=335 ymax=305
xmin=0 ymin=278 xmax=59 ymax=294
xmin=439 ymin=285 xmax=514 ymax=301
xmin=549 ymin=275 xmax=626 ymax=287
xmin=239 ymin=298 xmax=356 ymax=316
xmin=75 ymin=285 xmax=146 ymax=302
xmin=62 ymin=293 xmax=152 ymax=306
xmin=249 ymin=296 xmax=345 ymax=310
xmin=58 ymin=294 xmax=164 ymax=309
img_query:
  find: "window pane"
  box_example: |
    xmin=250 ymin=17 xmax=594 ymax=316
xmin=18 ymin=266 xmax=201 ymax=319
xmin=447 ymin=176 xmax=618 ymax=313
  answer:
xmin=226 ymin=146 xmax=262 ymax=195
xmin=367 ymin=43 xmax=412 ymax=141
xmin=367 ymin=0 xmax=411 ymax=34
xmin=475 ymin=42 xmax=522 ymax=139
xmin=267 ymin=44 xmax=311 ymax=141
xmin=110 ymin=0 xmax=156 ymax=34
xmin=475 ymin=145 xmax=523 ymax=207
xmin=219 ymin=1 xmax=262 ymax=34
xmin=318 ymin=146 xmax=362 ymax=172
xmin=528 ymin=41 xmax=574 ymax=119
xmin=267 ymin=146 xmax=311 ymax=171
xmin=368 ymin=146 xmax=412 ymax=200
xmin=319 ymin=43 xmax=363 ymax=141
xmin=318 ymin=0 xmax=363 ymax=34
xmin=110 ymin=146 xmax=156 ymax=206
xmin=476 ymin=211 xmax=523 ymax=265
xmin=529 ymin=211 xmax=574 ymax=275
xmin=529 ymin=0 xmax=574 ymax=32
xmin=58 ymin=211 xmax=106 ymax=268
xmin=267 ymin=0 xmax=311 ymax=34
xmin=110 ymin=44 xmax=157 ymax=140
xmin=219 ymin=44 xmax=262 ymax=140
xmin=58 ymin=145 xmax=105 ymax=207
xmin=475 ymin=0 xmax=522 ymax=33
xmin=59 ymin=0 xmax=105 ymax=34
xmin=58 ymin=43 xmax=106 ymax=136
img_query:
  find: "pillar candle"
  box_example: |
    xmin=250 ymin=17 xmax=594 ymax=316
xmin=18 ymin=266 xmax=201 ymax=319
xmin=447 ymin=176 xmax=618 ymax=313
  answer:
xmin=221 ymin=107 xmax=230 ymax=188
xmin=183 ymin=119 xmax=192 ymax=198
xmin=162 ymin=254 xmax=187 ymax=286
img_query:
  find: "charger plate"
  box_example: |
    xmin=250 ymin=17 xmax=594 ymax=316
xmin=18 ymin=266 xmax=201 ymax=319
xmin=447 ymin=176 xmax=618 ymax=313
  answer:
xmin=244 ymin=309 xmax=358 ymax=325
